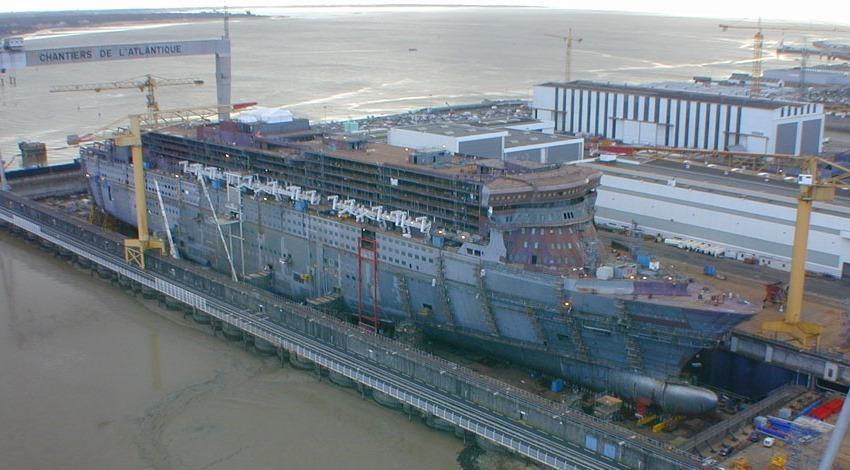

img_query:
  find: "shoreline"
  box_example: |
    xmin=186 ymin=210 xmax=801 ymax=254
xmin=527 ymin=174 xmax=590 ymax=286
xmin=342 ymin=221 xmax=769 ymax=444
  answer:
xmin=1 ymin=12 xmax=259 ymax=39
xmin=21 ymin=18 xmax=228 ymax=41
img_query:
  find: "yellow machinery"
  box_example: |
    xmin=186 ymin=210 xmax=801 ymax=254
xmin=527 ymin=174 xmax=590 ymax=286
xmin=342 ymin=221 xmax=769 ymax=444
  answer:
xmin=611 ymin=147 xmax=850 ymax=347
xmin=637 ymin=414 xmax=657 ymax=426
xmin=731 ymin=457 xmax=751 ymax=470
xmin=119 ymin=114 xmax=166 ymax=269
xmin=769 ymin=454 xmax=786 ymax=470
xmin=761 ymin=156 xmax=850 ymax=347
xmin=651 ymin=415 xmax=683 ymax=433
xmin=72 ymin=105 xmax=234 ymax=268
xmin=50 ymin=74 xmax=204 ymax=115
xmin=718 ymin=21 xmax=849 ymax=96
xmin=544 ymin=29 xmax=582 ymax=82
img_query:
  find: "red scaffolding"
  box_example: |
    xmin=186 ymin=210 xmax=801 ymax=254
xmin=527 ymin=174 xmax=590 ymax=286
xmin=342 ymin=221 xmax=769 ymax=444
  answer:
xmin=357 ymin=230 xmax=380 ymax=332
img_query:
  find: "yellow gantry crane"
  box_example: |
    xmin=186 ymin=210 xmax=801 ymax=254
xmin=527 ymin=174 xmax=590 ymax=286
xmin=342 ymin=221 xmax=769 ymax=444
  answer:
xmin=74 ymin=105 xmax=235 ymax=268
xmin=719 ymin=20 xmax=849 ymax=96
xmin=761 ymin=156 xmax=850 ymax=347
xmin=545 ymin=29 xmax=582 ymax=82
xmin=50 ymin=74 xmax=204 ymax=114
xmin=624 ymin=147 xmax=850 ymax=347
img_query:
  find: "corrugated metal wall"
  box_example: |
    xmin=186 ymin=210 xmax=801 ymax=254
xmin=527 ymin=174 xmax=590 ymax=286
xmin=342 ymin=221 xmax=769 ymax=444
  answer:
xmin=548 ymin=143 xmax=582 ymax=163
xmin=775 ymin=122 xmax=798 ymax=155
xmin=457 ymin=137 xmax=503 ymax=158
xmin=801 ymin=119 xmax=823 ymax=155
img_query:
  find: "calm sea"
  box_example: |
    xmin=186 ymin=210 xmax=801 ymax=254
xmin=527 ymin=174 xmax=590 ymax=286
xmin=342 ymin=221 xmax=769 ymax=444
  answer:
xmin=0 ymin=7 xmax=810 ymax=166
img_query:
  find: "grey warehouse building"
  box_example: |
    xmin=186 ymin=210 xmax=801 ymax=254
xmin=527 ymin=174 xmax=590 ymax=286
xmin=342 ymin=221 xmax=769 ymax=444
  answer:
xmin=387 ymin=123 xmax=584 ymax=163
xmin=533 ymin=80 xmax=824 ymax=155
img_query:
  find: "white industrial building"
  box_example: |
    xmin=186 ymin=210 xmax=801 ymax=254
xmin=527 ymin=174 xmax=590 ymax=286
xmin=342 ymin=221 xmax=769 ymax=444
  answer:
xmin=387 ymin=123 xmax=584 ymax=164
xmin=585 ymin=160 xmax=850 ymax=279
xmin=533 ymin=80 xmax=825 ymax=155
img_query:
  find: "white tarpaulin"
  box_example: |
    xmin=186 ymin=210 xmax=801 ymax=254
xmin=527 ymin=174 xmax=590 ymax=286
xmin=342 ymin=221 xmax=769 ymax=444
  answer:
xmin=235 ymin=107 xmax=293 ymax=124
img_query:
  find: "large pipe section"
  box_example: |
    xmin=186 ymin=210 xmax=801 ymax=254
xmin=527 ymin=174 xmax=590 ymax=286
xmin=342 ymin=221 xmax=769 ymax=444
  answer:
xmin=429 ymin=327 xmax=718 ymax=415
xmin=562 ymin=363 xmax=717 ymax=415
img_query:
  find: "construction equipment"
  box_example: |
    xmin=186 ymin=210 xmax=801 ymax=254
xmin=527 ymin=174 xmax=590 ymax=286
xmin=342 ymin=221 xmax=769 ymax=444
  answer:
xmin=67 ymin=105 xmax=225 ymax=146
xmin=2 ymin=14 xmax=231 ymax=121
xmin=718 ymin=20 xmax=849 ymax=96
xmin=731 ymin=457 xmax=751 ymax=470
xmin=764 ymin=281 xmax=788 ymax=307
xmin=71 ymin=105 xmax=245 ymax=268
xmin=50 ymin=74 xmax=204 ymax=115
xmin=613 ymin=146 xmax=850 ymax=347
xmin=545 ymin=29 xmax=582 ymax=82
xmin=768 ymin=454 xmax=786 ymax=470
xmin=760 ymin=156 xmax=850 ymax=347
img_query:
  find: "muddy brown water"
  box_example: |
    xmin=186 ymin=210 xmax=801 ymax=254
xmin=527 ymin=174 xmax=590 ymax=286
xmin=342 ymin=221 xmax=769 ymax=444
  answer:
xmin=0 ymin=231 xmax=462 ymax=469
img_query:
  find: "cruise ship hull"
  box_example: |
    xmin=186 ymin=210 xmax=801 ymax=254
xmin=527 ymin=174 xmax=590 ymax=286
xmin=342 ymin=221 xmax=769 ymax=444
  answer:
xmin=82 ymin=149 xmax=754 ymax=414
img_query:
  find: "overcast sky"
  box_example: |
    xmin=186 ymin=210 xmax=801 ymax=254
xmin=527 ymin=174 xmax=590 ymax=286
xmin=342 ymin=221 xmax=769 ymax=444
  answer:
xmin=5 ymin=1 xmax=850 ymax=24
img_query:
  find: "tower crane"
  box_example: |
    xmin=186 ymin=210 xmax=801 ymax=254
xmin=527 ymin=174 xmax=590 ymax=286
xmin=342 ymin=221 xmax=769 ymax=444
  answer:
xmin=50 ymin=74 xmax=204 ymax=114
xmin=718 ymin=20 xmax=849 ymax=96
xmin=545 ymin=29 xmax=582 ymax=82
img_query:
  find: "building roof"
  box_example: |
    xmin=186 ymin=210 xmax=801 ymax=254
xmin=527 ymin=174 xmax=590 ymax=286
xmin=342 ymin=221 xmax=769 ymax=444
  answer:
xmin=395 ymin=123 xmax=507 ymax=138
xmin=504 ymin=130 xmax=580 ymax=149
xmin=538 ymin=80 xmax=810 ymax=110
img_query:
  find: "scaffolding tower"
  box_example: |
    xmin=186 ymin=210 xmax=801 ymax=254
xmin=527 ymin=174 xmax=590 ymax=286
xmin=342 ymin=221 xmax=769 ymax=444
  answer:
xmin=357 ymin=229 xmax=380 ymax=332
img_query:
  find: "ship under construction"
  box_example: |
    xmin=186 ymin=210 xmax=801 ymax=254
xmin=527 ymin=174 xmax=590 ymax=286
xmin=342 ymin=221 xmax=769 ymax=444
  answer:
xmin=80 ymin=113 xmax=759 ymax=414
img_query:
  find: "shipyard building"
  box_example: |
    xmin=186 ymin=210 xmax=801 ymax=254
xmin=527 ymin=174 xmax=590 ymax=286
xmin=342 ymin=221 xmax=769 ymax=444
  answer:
xmin=587 ymin=159 xmax=850 ymax=279
xmin=388 ymin=123 xmax=583 ymax=164
xmin=532 ymin=80 xmax=825 ymax=155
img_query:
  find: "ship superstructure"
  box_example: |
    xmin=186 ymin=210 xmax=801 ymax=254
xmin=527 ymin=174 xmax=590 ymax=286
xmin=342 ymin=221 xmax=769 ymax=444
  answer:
xmin=81 ymin=113 xmax=758 ymax=414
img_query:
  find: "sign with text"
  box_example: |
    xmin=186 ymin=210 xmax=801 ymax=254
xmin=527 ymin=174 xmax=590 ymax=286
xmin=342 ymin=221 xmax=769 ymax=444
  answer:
xmin=22 ymin=39 xmax=223 ymax=67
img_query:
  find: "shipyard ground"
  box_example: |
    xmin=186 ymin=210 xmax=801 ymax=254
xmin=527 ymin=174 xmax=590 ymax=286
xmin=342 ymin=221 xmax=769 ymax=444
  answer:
xmin=601 ymin=230 xmax=850 ymax=468
xmin=601 ymin=231 xmax=850 ymax=354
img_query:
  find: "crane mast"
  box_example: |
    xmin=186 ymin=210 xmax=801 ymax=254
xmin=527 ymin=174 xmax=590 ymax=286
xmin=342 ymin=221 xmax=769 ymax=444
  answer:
xmin=545 ymin=29 xmax=582 ymax=82
xmin=719 ymin=20 xmax=849 ymax=96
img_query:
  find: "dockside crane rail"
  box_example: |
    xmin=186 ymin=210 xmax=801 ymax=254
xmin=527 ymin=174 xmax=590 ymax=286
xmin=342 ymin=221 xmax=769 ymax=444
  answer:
xmin=718 ymin=20 xmax=850 ymax=96
xmin=50 ymin=74 xmax=205 ymax=115
xmin=545 ymin=29 xmax=582 ymax=82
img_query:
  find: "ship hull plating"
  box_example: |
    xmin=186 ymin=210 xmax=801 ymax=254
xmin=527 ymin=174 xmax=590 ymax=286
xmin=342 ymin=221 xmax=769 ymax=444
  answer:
xmin=82 ymin=151 xmax=753 ymax=414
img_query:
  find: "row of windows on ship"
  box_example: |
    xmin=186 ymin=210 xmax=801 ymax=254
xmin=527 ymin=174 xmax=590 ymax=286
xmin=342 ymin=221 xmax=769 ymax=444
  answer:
xmin=238 ymin=236 xmax=436 ymax=272
xmin=498 ymin=210 xmax=578 ymax=224
xmin=520 ymin=226 xmax=576 ymax=235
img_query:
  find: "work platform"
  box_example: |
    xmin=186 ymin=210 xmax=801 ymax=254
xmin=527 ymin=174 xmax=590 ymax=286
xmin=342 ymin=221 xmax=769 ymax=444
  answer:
xmin=728 ymin=330 xmax=850 ymax=386
xmin=0 ymin=190 xmax=701 ymax=470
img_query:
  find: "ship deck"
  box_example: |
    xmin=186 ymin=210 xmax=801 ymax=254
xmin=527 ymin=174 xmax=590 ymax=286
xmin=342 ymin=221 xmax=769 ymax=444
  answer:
xmin=569 ymin=278 xmax=760 ymax=315
xmin=155 ymin=124 xmax=598 ymax=191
